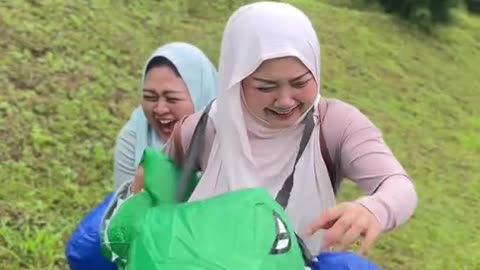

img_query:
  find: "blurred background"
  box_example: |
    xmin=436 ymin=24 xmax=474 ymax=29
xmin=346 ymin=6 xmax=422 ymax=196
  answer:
xmin=0 ymin=0 xmax=479 ymax=269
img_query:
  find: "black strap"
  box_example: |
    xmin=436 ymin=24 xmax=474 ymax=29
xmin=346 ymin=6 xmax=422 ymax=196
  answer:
xmin=296 ymin=233 xmax=315 ymax=267
xmin=176 ymin=100 xmax=214 ymax=202
xmin=318 ymin=99 xmax=338 ymax=194
xmin=274 ymin=109 xmax=315 ymax=209
xmin=320 ymin=126 xmax=337 ymax=194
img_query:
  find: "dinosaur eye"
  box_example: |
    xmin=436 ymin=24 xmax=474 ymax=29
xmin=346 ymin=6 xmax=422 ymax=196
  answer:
xmin=270 ymin=212 xmax=291 ymax=254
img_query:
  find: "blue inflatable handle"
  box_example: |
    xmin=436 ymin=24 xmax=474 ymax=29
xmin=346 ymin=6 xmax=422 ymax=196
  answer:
xmin=65 ymin=193 xmax=117 ymax=270
xmin=314 ymin=252 xmax=382 ymax=270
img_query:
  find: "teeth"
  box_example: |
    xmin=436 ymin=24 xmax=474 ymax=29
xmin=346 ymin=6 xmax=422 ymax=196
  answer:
xmin=273 ymin=110 xmax=293 ymax=115
xmin=159 ymin=119 xmax=174 ymax=125
xmin=271 ymin=106 xmax=298 ymax=115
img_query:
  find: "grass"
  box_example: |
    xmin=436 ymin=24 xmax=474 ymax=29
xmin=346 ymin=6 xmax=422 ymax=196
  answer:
xmin=0 ymin=0 xmax=479 ymax=269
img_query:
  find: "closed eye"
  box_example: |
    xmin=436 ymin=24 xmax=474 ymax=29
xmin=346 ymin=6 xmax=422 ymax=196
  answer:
xmin=292 ymin=79 xmax=311 ymax=89
xmin=166 ymin=97 xmax=182 ymax=103
xmin=143 ymin=95 xmax=158 ymax=102
xmin=256 ymin=86 xmax=276 ymax=92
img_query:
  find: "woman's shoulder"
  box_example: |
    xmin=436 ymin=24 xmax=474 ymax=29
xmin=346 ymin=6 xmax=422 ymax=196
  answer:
xmin=128 ymin=106 xmax=147 ymax=124
xmin=115 ymin=105 xmax=157 ymax=151
xmin=319 ymin=98 xmax=381 ymax=158
xmin=115 ymin=107 xmax=143 ymax=138
xmin=118 ymin=105 xmax=156 ymax=134
xmin=321 ymin=98 xmax=363 ymax=118
xmin=180 ymin=109 xmax=216 ymax=143
xmin=321 ymin=98 xmax=376 ymax=128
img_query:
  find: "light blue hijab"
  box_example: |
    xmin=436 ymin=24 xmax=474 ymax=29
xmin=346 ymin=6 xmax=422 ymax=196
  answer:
xmin=113 ymin=42 xmax=217 ymax=189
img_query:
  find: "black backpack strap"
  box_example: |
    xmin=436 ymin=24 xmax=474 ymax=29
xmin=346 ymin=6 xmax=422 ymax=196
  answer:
xmin=318 ymin=99 xmax=338 ymax=194
xmin=273 ymin=108 xmax=329 ymax=268
xmin=275 ymin=109 xmax=315 ymax=209
xmin=175 ymin=100 xmax=214 ymax=202
xmin=296 ymin=233 xmax=315 ymax=268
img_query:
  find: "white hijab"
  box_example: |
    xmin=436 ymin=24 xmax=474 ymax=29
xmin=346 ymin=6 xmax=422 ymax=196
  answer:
xmin=189 ymin=2 xmax=336 ymax=255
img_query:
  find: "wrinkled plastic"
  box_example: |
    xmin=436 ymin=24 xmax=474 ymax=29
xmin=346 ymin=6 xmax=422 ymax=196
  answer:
xmin=65 ymin=192 xmax=117 ymax=270
xmin=102 ymin=149 xmax=305 ymax=270
xmin=129 ymin=188 xmax=305 ymax=270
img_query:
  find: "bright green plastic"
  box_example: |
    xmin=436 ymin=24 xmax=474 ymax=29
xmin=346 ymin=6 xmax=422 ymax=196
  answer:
xmin=101 ymin=148 xmax=305 ymax=270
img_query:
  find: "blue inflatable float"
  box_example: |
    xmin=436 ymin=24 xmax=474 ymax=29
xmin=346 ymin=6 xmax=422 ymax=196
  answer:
xmin=315 ymin=252 xmax=381 ymax=270
xmin=65 ymin=193 xmax=117 ymax=270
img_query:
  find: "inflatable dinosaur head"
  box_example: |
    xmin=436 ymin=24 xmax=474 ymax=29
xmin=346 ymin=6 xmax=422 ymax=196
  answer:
xmin=102 ymin=149 xmax=306 ymax=270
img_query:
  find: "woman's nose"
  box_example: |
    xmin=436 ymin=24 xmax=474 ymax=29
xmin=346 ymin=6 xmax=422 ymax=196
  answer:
xmin=274 ymin=89 xmax=296 ymax=109
xmin=153 ymin=98 xmax=170 ymax=115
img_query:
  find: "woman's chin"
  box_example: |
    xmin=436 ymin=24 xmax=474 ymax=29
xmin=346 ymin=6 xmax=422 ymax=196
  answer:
xmin=160 ymin=131 xmax=172 ymax=141
xmin=152 ymin=125 xmax=172 ymax=142
xmin=269 ymin=120 xmax=298 ymax=129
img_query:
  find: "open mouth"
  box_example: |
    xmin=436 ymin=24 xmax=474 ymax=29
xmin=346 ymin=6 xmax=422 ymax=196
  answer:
xmin=156 ymin=119 xmax=177 ymax=136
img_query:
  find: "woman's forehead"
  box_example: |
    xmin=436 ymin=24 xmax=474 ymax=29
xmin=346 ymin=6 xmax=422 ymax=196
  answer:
xmin=249 ymin=56 xmax=311 ymax=81
xmin=143 ymin=67 xmax=189 ymax=94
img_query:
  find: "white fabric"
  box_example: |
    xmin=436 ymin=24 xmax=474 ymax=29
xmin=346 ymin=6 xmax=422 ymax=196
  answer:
xmin=188 ymin=1 xmax=336 ymax=255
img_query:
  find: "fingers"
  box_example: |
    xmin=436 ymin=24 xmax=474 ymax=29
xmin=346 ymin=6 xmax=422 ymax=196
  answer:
xmin=337 ymin=217 xmax=368 ymax=251
xmin=130 ymin=166 xmax=144 ymax=194
xmin=309 ymin=202 xmax=382 ymax=253
xmin=359 ymin=223 xmax=380 ymax=255
xmin=320 ymin=211 xmax=356 ymax=250
xmin=307 ymin=203 xmax=347 ymax=235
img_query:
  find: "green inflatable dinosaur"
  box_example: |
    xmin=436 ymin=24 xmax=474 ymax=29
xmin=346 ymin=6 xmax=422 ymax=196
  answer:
xmin=101 ymin=148 xmax=306 ymax=270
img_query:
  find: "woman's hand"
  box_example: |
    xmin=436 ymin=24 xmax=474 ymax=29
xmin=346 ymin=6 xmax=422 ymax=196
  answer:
xmin=130 ymin=166 xmax=145 ymax=194
xmin=307 ymin=202 xmax=382 ymax=255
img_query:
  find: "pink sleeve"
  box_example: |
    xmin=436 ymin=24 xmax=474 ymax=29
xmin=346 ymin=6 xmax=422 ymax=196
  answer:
xmin=163 ymin=112 xmax=214 ymax=170
xmin=322 ymin=99 xmax=417 ymax=231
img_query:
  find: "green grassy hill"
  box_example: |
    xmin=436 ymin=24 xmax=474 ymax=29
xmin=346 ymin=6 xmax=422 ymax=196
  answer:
xmin=0 ymin=1 xmax=479 ymax=269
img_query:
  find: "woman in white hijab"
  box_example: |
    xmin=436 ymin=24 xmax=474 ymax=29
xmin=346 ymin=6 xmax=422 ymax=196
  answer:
xmin=133 ymin=1 xmax=417 ymax=257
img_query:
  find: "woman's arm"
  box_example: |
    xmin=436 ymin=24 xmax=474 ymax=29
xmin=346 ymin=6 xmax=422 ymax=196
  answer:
xmin=322 ymin=99 xmax=417 ymax=231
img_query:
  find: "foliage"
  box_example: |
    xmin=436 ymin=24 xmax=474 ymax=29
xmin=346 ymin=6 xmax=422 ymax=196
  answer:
xmin=466 ymin=0 xmax=480 ymax=13
xmin=0 ymin=0 xmax=479 ymax=269
xmin=375 ymin=0 xmax=459 ymax=28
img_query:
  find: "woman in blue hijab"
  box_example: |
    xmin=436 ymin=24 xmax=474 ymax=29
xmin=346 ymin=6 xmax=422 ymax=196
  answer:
xmin=66 ymin=42 xmax=217 ymax=270
xmin=113 ymin=42 xmax=217 ymax=189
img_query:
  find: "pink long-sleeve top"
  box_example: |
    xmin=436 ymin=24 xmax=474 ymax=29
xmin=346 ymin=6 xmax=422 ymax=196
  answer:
xmin=164 ymin=98 xmax=417 ymax=231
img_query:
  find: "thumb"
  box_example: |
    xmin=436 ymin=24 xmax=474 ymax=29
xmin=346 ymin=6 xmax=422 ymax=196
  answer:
xmin=131 ymin=166 xmax=144 ymax=194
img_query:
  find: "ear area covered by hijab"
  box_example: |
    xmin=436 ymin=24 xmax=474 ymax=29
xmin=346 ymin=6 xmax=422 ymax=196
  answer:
xmin=193 ymin=1 xmax=322 ymax=193
xmin=216 ymin=1 xmax=320 ymax=161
